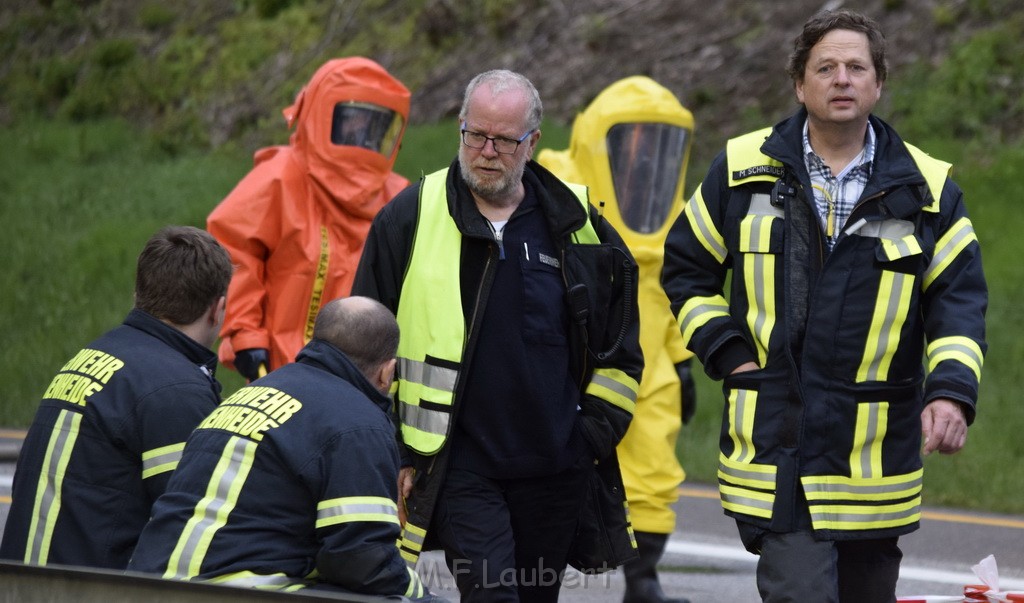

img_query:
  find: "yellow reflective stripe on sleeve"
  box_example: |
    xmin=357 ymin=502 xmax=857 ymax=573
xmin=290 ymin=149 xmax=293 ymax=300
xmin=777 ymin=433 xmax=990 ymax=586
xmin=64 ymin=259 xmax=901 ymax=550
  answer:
xmin=205 ymin=570 xmax=308 ymax=590
xmin=142 ymin=441 xmax=186 ymax=479
xmin=808 ymin=496 xmax=921 ymax=531
xmin=399 ymin=521 xmax=427 ymax=567
xmin=726 ymin=389 xmax=757 ymax=463
xmin=677 ymin=295 xmax=730 ymax=346
xmin=923 ymin=217 xmax=977 ymax=291
xmin=316 ymin=496 xmax=399 ymax=528
xmin=586 ymin=368 xmax=639 ymax=415
xmin=927 ymin=336 xmax=984 ymax=382
xmin=404 ymin=566 xmax=425 ymax=599
xmin=717 ymin=453 xmax=776 ymax=490
xmin=720 ymin=483 xmax=774 ymax=519
xmin=164 ymin=436 xmax=257 ymax=580
xmin=802 ymin=469 xmax=923 ymax=501
xmin=303 ymin=225 xmax=330 ymax=345
xmin=856 ymin=271 xmax=914 ymax=382
xmin=684 ymin=189 xmax=727 ymax=264
xmin=850 ymin=402 xmax=888 ymax=480
xmin=24 ymin=409 xmax=82 ymax=565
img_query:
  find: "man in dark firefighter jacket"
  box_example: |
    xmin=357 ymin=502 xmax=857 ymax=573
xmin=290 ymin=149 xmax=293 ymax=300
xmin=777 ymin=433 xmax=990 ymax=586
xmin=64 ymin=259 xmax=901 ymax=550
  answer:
xmin=127 ymin=297 xmax=442 ymax=601
xmin=661 ymin=9 xmax=987 ymax=603
xmin=353 ymin=69 xmax=643 ymax=602
xmin=1 ymin=226 xmax=232 ymax=569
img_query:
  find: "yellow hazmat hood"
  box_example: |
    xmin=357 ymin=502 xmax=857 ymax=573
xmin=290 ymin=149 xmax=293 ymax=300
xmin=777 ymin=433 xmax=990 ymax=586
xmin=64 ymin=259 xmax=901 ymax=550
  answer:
xmin=538 ymin=76 xmax=693 ymax=250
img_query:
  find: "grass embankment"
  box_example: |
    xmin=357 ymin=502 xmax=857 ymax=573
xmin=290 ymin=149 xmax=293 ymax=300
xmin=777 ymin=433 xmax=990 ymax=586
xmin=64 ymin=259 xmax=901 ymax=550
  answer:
xmin=0 ymin=117 xmax=1020 ymax=515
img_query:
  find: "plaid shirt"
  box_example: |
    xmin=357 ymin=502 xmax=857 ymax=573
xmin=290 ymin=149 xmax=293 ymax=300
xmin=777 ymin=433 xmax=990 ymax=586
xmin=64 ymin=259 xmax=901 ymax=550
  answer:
xmin=802 ymin=120 xmax=876 ymax=249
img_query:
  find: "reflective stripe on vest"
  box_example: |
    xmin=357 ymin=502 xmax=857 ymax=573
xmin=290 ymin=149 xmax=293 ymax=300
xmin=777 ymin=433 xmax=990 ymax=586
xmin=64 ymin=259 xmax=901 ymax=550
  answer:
xmin=396 ymin=168 xmax=595 ymax=455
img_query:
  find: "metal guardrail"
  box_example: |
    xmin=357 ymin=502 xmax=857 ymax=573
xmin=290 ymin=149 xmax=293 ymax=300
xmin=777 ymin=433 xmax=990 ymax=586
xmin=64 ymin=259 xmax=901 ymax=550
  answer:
xmin=0 ymin=561 xmax=407 ymax=603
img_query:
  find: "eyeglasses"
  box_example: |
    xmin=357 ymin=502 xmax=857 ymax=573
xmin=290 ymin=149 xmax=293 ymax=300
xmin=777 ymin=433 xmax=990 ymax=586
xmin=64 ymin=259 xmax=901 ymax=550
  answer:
xmin=460 ymin=122 xmax=534 ymax=155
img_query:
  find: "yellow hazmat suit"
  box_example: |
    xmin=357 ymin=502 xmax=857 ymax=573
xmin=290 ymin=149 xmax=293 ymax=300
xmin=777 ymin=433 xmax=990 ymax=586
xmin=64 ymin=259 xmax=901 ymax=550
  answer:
xmin=538 ymin=76 xmax=695 ymax=603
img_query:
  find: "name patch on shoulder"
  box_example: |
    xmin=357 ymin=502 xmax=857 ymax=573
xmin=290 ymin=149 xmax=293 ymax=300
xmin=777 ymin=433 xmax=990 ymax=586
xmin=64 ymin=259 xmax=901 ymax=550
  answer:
xmin=733 ymin=165 xmax=785 ymax=180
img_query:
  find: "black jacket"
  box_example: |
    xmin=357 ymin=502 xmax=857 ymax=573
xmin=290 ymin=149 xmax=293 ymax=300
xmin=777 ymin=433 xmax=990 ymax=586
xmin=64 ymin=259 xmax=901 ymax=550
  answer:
xmin=1 ymin=309 xmax=221 ymax=569
xmin=352 ymin=158 xmax=643 ymax=567
xmin=127 ymin=339 xmax=429 ymax=599
xmin=662 ymin=109 xmax=987 ymax=540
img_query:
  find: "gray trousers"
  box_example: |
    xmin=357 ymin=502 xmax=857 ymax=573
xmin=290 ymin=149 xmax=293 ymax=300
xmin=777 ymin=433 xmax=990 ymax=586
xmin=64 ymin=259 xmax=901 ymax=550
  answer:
xmin=749 ymin=528 xmax=902 ymax=603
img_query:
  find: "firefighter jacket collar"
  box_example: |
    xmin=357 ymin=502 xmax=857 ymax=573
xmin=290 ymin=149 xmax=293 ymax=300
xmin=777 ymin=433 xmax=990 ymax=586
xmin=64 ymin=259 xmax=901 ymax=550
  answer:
xmin=295 ymin=338 xmax=393 ymax=419
xmin=759 ymin=108 xmax=933 ymax=216
xmin=124 ymin=308 xmax=218 ymax=379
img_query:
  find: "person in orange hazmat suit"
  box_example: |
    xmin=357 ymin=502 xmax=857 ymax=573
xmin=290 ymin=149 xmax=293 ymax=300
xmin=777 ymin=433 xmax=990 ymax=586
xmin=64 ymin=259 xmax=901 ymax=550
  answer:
xmin=537 ymin=75 xmax=696 ymax=603
xmin=208 ymin=57 xmax=410 ymax=381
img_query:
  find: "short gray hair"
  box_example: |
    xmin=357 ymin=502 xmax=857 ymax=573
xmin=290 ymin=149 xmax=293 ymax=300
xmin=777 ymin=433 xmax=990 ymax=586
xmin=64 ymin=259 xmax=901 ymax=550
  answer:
xmin=459 ymin=69 xmax=543 ymax=132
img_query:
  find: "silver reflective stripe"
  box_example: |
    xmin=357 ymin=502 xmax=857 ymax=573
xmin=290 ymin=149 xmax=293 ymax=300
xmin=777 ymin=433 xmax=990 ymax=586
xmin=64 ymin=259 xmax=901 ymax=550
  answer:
xmin=214 ymin=573 xmax=300 ymax=588
xmin=589 ymin=372 xmax=638 ymax=405
xmin=720 ymin=489 xmax=773 ymax=513
xmin=926 ymin=220 xmax=974 ymax=275
xmin=803 ymin=475 xmax=922 ymax=498
xmin=719 ymin=459 xmax=774 ymax=486
xmin=166 ymin=436 xmax=256 ymax=579
xmin=855 ymin=219 xmax=915 ymax=240
xmin=856 ymin=403 xmax=883 ymax=480
xmin=402 ymin=528 xmax=425 ymax=549
xmin=810 ymin=503 xmax=920 ymax=526
xmin=398 ymin=399 xmax=449 ymax=437
xmin=681 ymin=301 xmax=727 ymax=333
xmin=860 ymin=272 xmax=911 ymax=381
xmin=930 ymin=341 xmax=982 ymax=365
xmin=747 ymin=193 xmax=784 ymax=218
xmin=142 ymin=444 xmax=184 ymax=479
xmin=884 ymin=237 xmax=916 ymax=259
xmin=317 ymin=498 xmax=398 ymax=525
xmin=26 ymin=409 xmax=82 ymax=565
xmin=747 ymin=253 xmax=771 ymax=363
xmin=688 ymin=193 xmax=728 ymax=262
xmin=728 ymin=389 xmax=754 ymax=463
xmin=398 ymin=357 xmax=457 ymax=392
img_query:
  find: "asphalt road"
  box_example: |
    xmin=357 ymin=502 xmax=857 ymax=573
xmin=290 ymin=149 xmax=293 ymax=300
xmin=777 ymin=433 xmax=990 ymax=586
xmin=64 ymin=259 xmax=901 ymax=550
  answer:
xmin=2 ymin=429 xmax=1022 ymax=602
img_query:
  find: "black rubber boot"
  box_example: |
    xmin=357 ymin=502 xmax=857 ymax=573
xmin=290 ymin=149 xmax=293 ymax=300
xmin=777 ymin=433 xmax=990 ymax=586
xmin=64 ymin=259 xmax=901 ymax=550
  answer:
xmin=622 ymin=531 xmax=691 ymax=603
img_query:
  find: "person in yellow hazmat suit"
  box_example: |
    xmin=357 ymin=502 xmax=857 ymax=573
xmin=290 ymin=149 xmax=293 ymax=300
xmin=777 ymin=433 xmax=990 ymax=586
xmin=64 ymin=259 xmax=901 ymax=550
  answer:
xmin=538 ymin=76 xmax=696 ymax=603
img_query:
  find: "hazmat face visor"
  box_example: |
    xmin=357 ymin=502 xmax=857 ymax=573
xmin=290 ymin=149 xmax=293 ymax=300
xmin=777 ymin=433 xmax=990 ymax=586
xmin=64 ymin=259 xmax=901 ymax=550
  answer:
xmin=330 ymin=101 xmax=405 ymax=157
xmin=606 ymin=122 xmax=690 ymax=234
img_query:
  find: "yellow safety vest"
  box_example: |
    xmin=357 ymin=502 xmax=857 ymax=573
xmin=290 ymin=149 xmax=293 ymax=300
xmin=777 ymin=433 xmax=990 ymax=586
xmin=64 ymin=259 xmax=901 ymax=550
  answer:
xmin=395 ymin=168 xmax=597 ymax=455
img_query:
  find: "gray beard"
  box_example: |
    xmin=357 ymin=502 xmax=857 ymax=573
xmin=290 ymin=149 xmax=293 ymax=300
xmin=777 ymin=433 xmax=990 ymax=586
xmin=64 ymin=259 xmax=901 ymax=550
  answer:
xmin=458 ymin=152 xmax=525 ymax=202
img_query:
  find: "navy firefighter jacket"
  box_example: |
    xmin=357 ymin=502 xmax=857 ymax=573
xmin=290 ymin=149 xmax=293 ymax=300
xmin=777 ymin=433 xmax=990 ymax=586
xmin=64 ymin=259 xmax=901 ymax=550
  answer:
xmin=0 ymin=309 xmax=221 ymax=569
xmin=127 ymin=339 xmax=426 ymax=599
xmin=661 ymin=109 xmax=987 ymax=541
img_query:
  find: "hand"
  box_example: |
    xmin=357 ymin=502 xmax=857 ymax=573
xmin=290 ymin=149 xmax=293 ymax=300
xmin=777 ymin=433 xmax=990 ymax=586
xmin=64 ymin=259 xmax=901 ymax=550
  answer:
xmin=921 ymin=398 xmax=968 ymax=455
xmin=234 ymin=348 xmax=270 ymax=382
xmin=675 ymin=359 xmax=698 ymax=425
xmin=397 ymin=466 xmax=414 ymax=527
xmin=730 ymin=361 xmax=760 ymax=375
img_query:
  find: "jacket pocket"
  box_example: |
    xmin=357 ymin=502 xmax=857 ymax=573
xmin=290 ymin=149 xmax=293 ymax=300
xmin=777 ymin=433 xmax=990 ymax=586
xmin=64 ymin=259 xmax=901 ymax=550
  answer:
xmin=521 ymin=250 xmax=569 ymax=346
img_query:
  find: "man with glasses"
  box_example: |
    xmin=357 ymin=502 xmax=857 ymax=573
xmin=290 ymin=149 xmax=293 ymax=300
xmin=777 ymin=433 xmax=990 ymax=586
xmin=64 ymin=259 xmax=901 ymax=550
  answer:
xmin=208 ymin=57 xmax=410 ymax=383
xmin=353 ymin=69 xmax=644 ymax=602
